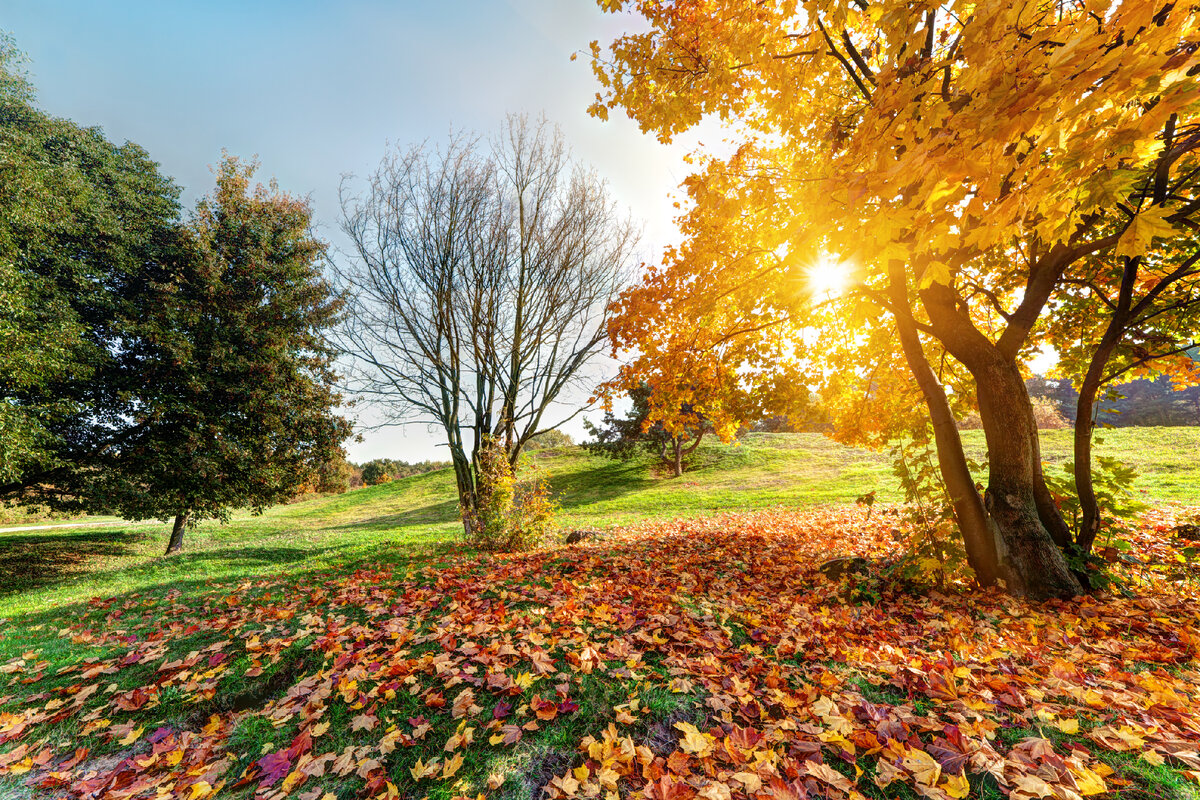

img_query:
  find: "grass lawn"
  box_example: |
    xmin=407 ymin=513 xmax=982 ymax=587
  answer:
xmin=1 ymin=431 xmax=1200 ymax=798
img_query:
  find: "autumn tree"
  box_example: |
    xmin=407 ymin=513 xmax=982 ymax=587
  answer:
xmin=80 ymin=158 xmax=352 ymax=554
xmin=585 ymin=383 xmax=716 ymax=476
xmin=589 ymin=0 xmax=1200 ymax=598
xmin=1047 ymin=198 xmax=1200 ymax=554
xmin=337 ymin=114 xmax=635 ymax=537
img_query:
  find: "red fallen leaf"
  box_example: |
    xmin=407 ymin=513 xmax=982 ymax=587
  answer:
xmin=256 ymin=751 xmax=292 ymax=788
xmin=286 ymin=729 xmax=313 ymax=760
xmin=531 ymin=694 xmax=558 ymax=721
xmin=493 ymin=700 xmax=513 ymax=719
xmin=113 ymin=687 xmax=150 ymax=711
xmin=208 ymin=652 xmax=228 ymax=667
xmin=56 ymin=747 xmax=89 ymax=770
xmin=147 ymin=727 xmax=173 ymax=744
xmin=558 ymin=699 xmax=579 ymax=715
xmin=424 ymin=690 xmax=445 ymax=709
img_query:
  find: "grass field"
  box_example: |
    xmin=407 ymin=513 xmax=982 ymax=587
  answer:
xmin=2 ymin=430 xmax=1200 ymax=799
xmin=4 ymin=428 xmax=1200 ymax=620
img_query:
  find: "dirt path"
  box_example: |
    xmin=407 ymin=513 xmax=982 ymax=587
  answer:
xmin=0 ymin=519 xmax=169 ymax=534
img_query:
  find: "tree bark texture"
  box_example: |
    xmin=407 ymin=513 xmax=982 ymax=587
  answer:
xmin=165 ymin=512 xmax=188 ymax=555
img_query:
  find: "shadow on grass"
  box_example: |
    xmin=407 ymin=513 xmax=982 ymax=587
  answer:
xmin=545 ymin=457 xmax=660 ymax=511
xmin=0 ymin=528 xmax=152 ymax=598
xmin=326 ymin=499 xmax=461 ymax=531
xmin=0 ymin=536 xmax=461 ymax=629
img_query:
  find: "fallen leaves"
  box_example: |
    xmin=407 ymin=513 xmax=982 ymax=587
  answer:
xmin=0 ymin=506 xmax=1198 ymax=799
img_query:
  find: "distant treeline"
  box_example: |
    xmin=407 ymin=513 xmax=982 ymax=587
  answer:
xmin=1028 ymin=375 xmax=1200 ymax=427
xmin=351 ymin=459 xmax=453 ymax=488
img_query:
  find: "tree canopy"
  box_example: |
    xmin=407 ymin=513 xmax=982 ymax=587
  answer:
xmin=0 ymin=37 xmax=182 ymax=494
xmin=590 ymin=0 xmax=1200 ymax=597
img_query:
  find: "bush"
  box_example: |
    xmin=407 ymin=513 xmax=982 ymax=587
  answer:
xmin=313 ymin=452 xmax=353 ymax=494
xmin=958 ymin=395 xmax=1068 ymax=431
xmin=361 ymin=461 xmax=393 ymax=486
xmin=1031 ymin=395 xmax=1068 ymax=430
xmin=525 ymin=429 xmax=574 ymax=450
xmin=467 ymin=438 xmax=556 ymax=551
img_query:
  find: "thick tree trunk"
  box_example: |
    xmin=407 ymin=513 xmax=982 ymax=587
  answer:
xmin=976 ymin=360 xmax=1083 ymax=599
xmin=165 ymin=512 xmax=188 ymax=555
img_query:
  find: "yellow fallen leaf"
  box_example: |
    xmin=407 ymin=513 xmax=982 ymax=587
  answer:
xmin=311 ymin=720 xmax=330 ymax=737
xmin=732 ymin=771 xmax=762 ymax=791
xmin=188 ymin=782 xmax=213 ymax=800
xmin=942 ymin=772 xmax=971 ymax=799
xmin=675 ymin=722 xmax=714 ymax=757
xmin=442 ymin=752 xmax=463 ymax=779
xmin=118 ymin=726 xmax=144 ymax=746
xmin=1055 ymin=718 xmax=1080 ymax=735
xmin=1073 ymin=766 xmax=1108 ymax=796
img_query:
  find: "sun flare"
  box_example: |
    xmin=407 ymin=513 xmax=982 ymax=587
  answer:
xmin=805 ymin=257 xmax=848 ymax=297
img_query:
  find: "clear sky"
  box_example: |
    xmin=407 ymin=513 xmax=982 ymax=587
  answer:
xmin=2 ymin=0 xmax=709 ymax=462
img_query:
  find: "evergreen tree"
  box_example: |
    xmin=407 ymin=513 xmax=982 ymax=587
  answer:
xmin=85 ymin=158 xmax=352 ymax=553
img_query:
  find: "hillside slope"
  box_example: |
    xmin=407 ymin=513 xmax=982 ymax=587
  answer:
xmin=4 ymin=429 xmax=1200 ymax=616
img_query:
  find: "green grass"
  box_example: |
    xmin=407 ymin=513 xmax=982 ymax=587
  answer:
xmin=5 ymin=429 xmax=1200 ymax=619
xmin=3 ymin=429 xmax=1199 ymax=798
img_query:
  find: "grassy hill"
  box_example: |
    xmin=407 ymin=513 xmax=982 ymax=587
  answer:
xmin=4 ymin=429 xmax=1200 ymax=618
xmin=2 ymin=431 xmax=1200 ymax=799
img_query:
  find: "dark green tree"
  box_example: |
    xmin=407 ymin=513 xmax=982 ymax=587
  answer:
xmin=85 ymin=158 xmax=353 ymax=553
xmin=0 ymin=36 xmax=183 ymax=492
xmin=584 ymin=384 xmax=712 ymax=477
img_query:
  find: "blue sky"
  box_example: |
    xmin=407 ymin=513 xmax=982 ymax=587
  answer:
xmin=3 ymin=0 xmax=708 ymax=462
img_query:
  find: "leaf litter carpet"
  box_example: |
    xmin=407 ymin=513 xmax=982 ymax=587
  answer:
xmin=1 ymin=508 xmax=1198 ymax=799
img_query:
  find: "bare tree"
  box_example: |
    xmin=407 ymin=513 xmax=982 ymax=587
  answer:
xmin=336 ymin=115 xmax=636 ymax=535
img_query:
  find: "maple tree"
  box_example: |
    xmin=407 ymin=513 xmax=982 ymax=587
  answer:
xmin=587 ymin=0 xmax=1200 ymax=598
xmin=585 ymin=383 xmax=719 ymax=477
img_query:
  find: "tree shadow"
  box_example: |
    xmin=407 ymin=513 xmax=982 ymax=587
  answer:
xmin=543 ymin=457 xmax=660 ymax=511
xmin=1 ymin=537 xmax=460 ymax=628
xmin=0 ymin=527 xmax=153 ymax=598
xmin=325 ymin=499 xmax=461 ymax=532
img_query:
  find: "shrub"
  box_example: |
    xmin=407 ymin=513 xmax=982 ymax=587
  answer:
xmin=467 ymin=438 xmax=557 ymax=551
xmin=361 ymin=461 xmax=393 ymax=486
xmin=525 ymin=429 xmax=574 ymax=450
xmin=1031 ymin=395 xmax=1068 ymax=430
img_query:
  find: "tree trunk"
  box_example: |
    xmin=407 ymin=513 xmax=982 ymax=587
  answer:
xmin=1031 ymin=429 xmax=1073 ymax=550
xmin=976 ymin=360 xmax=1083 ymax=599
xmin=672 ymin=439 xmax=684 ymax=478
xmin=165 ymin=512 xmax=188 ymax=555
xmin=448 ymin=439 xmax=477 ymax=539
xmin=1074 ymin=328 xmax=1123 ymax=557
xmin=888 ymin=267 xmax=1002 ymax=585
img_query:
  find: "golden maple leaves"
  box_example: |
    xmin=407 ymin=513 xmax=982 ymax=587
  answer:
xmin=589 ymin=0 xmax=1200 ymax=450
